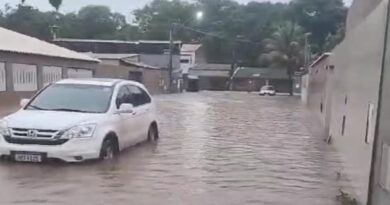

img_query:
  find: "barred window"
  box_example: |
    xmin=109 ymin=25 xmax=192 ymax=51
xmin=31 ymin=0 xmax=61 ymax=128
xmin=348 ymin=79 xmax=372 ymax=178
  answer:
xmin=12 ymin=63 xmax=37 ymax=91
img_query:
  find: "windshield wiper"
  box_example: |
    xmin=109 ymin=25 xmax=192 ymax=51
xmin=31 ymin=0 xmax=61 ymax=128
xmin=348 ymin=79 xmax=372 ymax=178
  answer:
xmin=26 ymin=104 xmax=46 ymax=110
xmin=49 ymin=108 xmax=90 ymax=113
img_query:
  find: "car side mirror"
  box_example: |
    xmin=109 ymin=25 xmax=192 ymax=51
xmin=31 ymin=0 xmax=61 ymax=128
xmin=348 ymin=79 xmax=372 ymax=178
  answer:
xmin=116 ymin=103 xmax=134 ymax=114
xmin=20 ymin=98 xmax=30 ymax=108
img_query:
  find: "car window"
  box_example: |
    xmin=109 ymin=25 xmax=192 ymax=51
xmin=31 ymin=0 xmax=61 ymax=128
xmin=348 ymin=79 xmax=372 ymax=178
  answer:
xmin=26 ymin=84 xmax=113 ymax=113
xmin=127 ymin=85 xmax=151 ymax=107
xmin=115 ymin=86 xmax=132 ymax=109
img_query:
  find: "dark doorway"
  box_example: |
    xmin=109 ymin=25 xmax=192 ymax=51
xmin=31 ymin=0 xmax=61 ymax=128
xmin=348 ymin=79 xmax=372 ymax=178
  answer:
xmin=129 ymin=71 xmax=143 ymax=83
xmin=187 ymin=79 xmax=199 ymax=92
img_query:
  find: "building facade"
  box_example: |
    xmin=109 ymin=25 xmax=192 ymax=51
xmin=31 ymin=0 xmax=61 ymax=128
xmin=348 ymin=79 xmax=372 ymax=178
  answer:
xmin=0 ymin=27 xmax=98 ymax=117
xmin=303 ymin=0 xmax=390 ymax=203
xmin=89 ymin=53 xmax=169 ymax=94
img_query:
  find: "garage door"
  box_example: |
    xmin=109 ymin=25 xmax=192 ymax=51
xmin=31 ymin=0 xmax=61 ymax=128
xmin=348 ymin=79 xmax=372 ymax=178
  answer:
xmin=12 ymin=63 xmax=37 ymax=91
xmin=67 ymin=68 xmax=93 ymax=79
xmin=0 ymin=62 xmax=5 ymax=91
xmin=43 ymin=66 xmax=62 ymax=86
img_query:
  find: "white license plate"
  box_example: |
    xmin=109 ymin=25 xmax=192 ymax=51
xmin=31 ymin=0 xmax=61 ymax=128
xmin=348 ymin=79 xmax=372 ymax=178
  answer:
xmin=14 ymin=154 xmax=42 ymax=162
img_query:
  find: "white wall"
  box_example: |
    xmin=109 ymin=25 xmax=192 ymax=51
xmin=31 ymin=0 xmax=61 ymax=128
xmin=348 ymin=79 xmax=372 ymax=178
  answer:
xmin=12 ymin=63 xmax=38 ymax=91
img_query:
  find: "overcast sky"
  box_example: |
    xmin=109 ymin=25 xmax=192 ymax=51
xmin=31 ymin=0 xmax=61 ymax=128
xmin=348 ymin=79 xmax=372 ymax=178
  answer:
xmin=1 ymin=0 xmax=353 ymax=16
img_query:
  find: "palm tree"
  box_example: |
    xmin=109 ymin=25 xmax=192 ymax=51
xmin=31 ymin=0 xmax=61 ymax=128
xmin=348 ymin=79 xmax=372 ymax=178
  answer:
xmin=261 ymin=22 xmax=305 ymax=96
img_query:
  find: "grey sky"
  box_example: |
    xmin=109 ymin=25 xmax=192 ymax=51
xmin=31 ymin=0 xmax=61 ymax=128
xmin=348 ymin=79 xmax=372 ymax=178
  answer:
xmin=1 ymin=0 xmax=353 ymax=16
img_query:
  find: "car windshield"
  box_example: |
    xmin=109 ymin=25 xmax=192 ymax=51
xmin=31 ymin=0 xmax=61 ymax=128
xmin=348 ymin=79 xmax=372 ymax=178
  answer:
xmin=26 ymin=84 xmax=113 ymax=113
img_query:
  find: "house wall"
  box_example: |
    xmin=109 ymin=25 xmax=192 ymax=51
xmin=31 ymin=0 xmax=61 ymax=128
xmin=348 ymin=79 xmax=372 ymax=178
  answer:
xmin=0 ymin=52 xmax=97 ymax=116
xmin=320 ymin=1 xmax=387 ymax=203
xmin=95 ymin=64 xmax=168 ymax=95
xmin=198 ymin=77 xmax=229 ymax=91
xmin=232 ymin=78 xmax=291 ymax=93
xmin=346 ymin=0 xmax=383 ymax=33
xmin=139 ymin=54 xmax=180 ymax=71
xmin=307 ymin=58 xmax=331 ymax=127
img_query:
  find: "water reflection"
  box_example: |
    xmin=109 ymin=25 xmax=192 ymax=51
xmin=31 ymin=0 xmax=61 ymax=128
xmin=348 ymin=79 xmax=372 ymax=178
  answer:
xmin=0 ymin=92 xmax=343 ymax=205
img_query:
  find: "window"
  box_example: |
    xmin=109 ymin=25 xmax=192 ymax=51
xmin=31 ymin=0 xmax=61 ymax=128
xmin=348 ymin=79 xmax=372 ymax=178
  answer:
xmin=180 ymin=59 xmax=190 ymax=63
xmin=341 ymin=115 xmax=346 ymax=136
xmin=0 ymin=62 xmax=5 ymax=91
xmin=115 ymin=86 xmax=132 ymax=109
xmin=128 ymin=71 xmax=143 ymax=83
xmin=43 ymin=66 xmax=62 ymax=86
xmin=127 ymin=85 xmax=151 ymax=107
xmin=12 ymin=63 xmax=37 ymax=91
xmin=365 ymin=103 xmax=375 ymax=144
xmin=26 ymin=84 xmax=113 ymax=113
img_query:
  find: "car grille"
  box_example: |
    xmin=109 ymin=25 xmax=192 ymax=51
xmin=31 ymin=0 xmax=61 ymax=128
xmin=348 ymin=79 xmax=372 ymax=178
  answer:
xmin=4 ymin=128 xmax=68 ymax=145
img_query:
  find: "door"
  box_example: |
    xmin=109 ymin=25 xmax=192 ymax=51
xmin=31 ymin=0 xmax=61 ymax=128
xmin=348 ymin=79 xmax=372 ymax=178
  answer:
xmin=114 ymin=85 xmax=138 ymax=147
xmin=127 ymin=85 xmax=152 ymax=143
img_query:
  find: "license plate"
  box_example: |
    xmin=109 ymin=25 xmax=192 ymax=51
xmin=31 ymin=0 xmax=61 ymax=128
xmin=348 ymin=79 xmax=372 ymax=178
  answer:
xmin=13 ymin=153 xmax=43 ymax=162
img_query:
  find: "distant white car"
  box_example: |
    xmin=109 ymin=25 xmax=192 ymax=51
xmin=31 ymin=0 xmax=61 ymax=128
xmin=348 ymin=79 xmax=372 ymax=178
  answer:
xmin=0 ymin=78 xmax=159 ymax=163
xmin=259 ymin=85 xmax=276 ymax=96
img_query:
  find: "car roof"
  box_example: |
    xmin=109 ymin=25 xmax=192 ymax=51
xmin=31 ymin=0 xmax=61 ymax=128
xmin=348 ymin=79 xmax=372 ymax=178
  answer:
xmin=56 ymin=78 xmax=143 ymax=87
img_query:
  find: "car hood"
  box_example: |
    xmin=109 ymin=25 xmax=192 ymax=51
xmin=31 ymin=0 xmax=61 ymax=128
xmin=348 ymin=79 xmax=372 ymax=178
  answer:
xmin=4 ymin=110 xmax=105 ymax=130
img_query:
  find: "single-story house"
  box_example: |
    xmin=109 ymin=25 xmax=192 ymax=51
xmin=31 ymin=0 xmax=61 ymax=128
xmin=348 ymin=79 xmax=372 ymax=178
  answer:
xmin=86 ymin=53 xmax=169 ymax=94
xmin=187 ymin=64 xmax=296 ymax=93
xmin=231 ymin=67 xmax=291 ymax=92
xmin=188 ymin=64 xmax=231 ymax=91
xmin=0 ymin=27 xmax=99 ymax=116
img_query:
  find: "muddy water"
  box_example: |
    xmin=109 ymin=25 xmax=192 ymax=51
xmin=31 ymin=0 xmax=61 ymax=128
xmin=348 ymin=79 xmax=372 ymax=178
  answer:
xmin=0 ymin=92 xmax=343 ymax=205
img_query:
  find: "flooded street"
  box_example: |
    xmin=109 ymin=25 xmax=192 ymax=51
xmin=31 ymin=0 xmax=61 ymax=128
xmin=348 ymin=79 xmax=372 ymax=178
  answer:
xmin=0 ymin=92 xmax=343 ymax=205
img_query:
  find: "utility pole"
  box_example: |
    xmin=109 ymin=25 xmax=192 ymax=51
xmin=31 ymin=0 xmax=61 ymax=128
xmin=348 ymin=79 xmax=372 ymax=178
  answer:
xmin=168 ymin=23 xmax=174 ymax=93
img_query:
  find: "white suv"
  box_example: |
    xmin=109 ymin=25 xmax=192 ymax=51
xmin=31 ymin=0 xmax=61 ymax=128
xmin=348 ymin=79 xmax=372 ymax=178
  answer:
xmin=0 ymin=79 xmax=159 ymax=163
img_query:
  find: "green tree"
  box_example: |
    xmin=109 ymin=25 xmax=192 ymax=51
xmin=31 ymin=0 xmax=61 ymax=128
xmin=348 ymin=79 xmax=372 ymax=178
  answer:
xmin=261 ymin=22 xmax=305 ymax=95
xmin=3 ymin=5 xmax=54 ymax=40
xmin=289 ymin=0 xmax=347 ymax=53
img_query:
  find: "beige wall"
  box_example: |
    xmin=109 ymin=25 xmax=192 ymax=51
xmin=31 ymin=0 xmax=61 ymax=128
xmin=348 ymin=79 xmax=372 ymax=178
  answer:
xmin=323 ymin=1 xmax=387 ymax=202
xmin=346 ymin=0 xmax=383 ymax=33
xmin=95 ymin=64 xmax=168 ymax=95
xmin=307 ymin=57 xmax=331 ymax=128
xmin=0 ymin=52 xmax=98 ymax=117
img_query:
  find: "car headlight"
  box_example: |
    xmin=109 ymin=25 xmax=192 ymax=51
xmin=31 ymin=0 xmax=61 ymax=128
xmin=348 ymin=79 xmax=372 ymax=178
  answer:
xmin=0 ymin=120 xmax=10 ymax=136
xmin=61 ymin=124 xmax=96 ymax=139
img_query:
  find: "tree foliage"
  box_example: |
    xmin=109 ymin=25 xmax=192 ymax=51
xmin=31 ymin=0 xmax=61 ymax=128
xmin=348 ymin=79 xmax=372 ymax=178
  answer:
xmin=261 ymin=22 xmax=305 ymax=95
xmin=3 ymin=0 xmax=347 ymax=66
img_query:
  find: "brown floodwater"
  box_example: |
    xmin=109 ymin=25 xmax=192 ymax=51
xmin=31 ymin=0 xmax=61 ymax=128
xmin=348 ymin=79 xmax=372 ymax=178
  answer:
xmin=0 ymin=92 xmax=344 ymax=205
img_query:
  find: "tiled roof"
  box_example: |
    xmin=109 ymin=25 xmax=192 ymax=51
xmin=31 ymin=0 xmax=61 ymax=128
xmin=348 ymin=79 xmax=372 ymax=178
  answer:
xmin=54 ymin=38 xmax=182 ymax=44
xmin=85 ymin=53 xmax=139 ymax=60
xmin=0 ymin=27 xmax=99 ymax=62
xmin=192 ymin=64 xmax=232 ymax=71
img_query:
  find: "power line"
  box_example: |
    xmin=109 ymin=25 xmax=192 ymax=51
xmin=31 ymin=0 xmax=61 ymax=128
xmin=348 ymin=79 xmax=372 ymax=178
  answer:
xmin=173 ymin=23 xmax=262 ymax=45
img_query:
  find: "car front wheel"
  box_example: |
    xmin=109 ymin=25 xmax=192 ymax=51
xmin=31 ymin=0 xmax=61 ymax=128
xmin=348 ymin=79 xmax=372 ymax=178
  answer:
xmin=147 ymin=124 xmax=159 ymax=142
xmin=100 ymin=139 xmax=116 ymax=160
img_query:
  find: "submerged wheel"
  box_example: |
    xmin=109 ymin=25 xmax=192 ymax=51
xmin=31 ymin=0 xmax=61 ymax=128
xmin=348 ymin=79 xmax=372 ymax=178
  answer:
xmin=100 ymin=138 xmax=116 ymax=160
xmin=147 ymin=124 xmax=159 ymax=142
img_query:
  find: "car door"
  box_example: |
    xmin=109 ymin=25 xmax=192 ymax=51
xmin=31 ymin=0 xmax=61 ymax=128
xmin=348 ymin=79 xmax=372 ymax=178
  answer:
xmin=127 ymin=85 xmax=152 ymax=143
xmin=114 ymin=85 xmax=138 ymax=147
